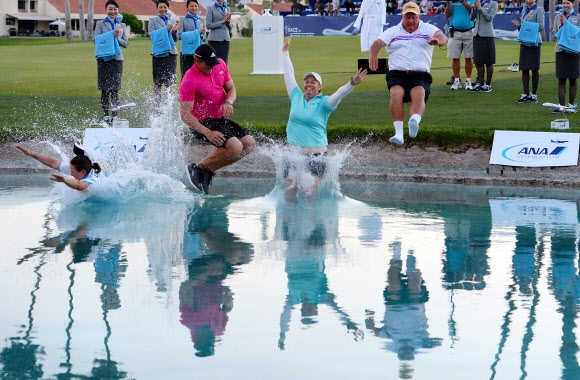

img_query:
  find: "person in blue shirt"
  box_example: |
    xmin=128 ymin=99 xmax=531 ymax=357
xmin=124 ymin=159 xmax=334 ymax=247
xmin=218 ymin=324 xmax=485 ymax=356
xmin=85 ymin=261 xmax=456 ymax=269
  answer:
xmin=94 ymin=0 xmax=128 ymax=123
xmin=177 ymin=0 xmax=206 ymax=79
xmin=445 ymin=0 xmax=475 ymax=90
xmin=552 ymin=0 xmax=579 ymax=109
xmin=281 ymin=37 xmax=367 ymax=198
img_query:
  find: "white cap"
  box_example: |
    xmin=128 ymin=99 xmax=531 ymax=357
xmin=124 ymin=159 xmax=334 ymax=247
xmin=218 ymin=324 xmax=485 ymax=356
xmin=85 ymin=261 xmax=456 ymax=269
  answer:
xmin=303 ymin=71 xmax=322 ymax=86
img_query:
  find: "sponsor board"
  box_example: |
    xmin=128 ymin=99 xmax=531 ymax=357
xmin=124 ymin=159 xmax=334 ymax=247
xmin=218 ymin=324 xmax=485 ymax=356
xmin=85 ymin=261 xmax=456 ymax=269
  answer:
xmin=83 ymin=128 xmax=150 ymax=161
xmin=489 ymin=130 xmax=580 ymax=167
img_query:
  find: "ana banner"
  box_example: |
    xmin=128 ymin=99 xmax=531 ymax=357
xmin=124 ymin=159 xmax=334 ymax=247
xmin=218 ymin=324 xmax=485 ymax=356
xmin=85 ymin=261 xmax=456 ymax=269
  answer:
xmin=283 ymin=13 xmax=551 ymax=41
xmin=489 ymin=130 xmax=580 ymax=167
xmin=83 ymin=127 xmax=150 ymax=162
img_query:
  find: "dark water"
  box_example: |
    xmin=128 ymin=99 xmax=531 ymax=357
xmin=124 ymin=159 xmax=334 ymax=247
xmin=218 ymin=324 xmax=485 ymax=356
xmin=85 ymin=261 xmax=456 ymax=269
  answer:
xmin=1 ymin=175 xmax=579 ymax=379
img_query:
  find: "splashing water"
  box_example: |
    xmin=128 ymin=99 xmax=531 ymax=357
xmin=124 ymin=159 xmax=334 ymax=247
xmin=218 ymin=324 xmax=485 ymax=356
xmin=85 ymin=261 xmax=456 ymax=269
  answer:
xmin=258 ymin=144 xmax=351 ymax=201
xmin=41 ymin=87 xmax=194 ymax=206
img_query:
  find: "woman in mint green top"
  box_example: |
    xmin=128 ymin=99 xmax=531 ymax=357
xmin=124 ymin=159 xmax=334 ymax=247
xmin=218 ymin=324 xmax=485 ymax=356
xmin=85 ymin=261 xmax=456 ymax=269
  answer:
xmin=282 ymin=37 xmax=367 ymax=197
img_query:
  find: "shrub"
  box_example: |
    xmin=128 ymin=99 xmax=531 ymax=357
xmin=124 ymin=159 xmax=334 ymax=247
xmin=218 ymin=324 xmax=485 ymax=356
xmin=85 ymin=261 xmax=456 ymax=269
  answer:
xmin=121 ymin=12 xmax=144 ymax=35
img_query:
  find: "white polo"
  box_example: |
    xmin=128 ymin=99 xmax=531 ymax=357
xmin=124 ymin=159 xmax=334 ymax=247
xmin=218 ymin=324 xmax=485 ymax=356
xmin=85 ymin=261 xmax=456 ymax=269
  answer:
xmin=378 ymin=21 xmax=440 ymax=72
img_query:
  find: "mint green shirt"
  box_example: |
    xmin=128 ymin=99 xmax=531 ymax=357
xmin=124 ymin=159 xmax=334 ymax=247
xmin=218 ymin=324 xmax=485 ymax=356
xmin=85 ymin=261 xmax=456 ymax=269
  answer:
xmin=286 ymin=86 xmax=335 ymax=148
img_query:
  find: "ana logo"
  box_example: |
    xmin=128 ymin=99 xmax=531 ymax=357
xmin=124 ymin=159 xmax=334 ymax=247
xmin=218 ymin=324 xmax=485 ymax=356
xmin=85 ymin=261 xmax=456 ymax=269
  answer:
xmin=259 ymin=26 xmax=274 ymax=33
xmin=501 ymin=141 xmax=568 ymax=163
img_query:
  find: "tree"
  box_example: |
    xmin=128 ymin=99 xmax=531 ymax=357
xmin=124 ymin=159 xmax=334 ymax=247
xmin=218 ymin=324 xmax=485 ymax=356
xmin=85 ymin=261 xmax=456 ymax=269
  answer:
xmin=65 ymin=0 xmax=73 ymax=42
xmin=87 ymin=0 xmax=94 ymax=40
xmin=120 ymin=12 xmax=144 ymax=35
xmin=79 ymin=0 xmax=86 ymax=40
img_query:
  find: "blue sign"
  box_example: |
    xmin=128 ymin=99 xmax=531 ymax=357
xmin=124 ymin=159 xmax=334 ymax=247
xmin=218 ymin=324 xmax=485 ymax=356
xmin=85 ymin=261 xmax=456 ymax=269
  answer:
xmin=284 ymin=13 xmax=552 ymax=41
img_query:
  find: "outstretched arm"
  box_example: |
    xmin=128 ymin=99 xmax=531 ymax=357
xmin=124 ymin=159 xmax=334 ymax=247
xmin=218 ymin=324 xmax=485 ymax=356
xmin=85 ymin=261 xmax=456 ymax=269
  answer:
xmin=282 ymin=37 xmax=298 ymax=96
xmin=15 ymin=145 xmax=61 ymax=170
xmin=427 ymin=30 xmax=448 ymax=46
xmin=327 ymin=68 xmax=367 ymax=109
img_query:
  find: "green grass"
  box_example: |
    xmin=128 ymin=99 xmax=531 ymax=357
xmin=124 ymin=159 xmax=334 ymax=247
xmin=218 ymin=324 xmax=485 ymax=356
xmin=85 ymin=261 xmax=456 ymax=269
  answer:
xmin=0 ymin=36 xmax=573 ymax=147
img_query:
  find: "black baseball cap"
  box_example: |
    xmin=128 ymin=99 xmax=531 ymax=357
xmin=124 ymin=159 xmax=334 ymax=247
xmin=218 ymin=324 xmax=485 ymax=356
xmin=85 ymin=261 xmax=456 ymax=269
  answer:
xmin=194 ymin=44 xmax=220 ymax=67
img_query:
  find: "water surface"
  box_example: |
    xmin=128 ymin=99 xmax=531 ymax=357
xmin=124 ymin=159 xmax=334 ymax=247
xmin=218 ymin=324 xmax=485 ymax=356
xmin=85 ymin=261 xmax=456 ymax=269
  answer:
xmin=1 ymin=174 xmax=579 ymax=379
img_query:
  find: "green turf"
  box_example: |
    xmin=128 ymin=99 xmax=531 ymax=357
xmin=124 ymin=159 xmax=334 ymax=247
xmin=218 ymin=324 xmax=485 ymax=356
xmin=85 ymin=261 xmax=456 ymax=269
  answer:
xmin=0 ymin=36 xmax=574 ymax=147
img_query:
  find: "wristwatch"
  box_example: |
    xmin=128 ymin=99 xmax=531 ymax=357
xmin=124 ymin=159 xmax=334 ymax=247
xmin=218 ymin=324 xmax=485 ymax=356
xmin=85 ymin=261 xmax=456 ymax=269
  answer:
xmin=226 ymin=99 xmax=234 ymax=106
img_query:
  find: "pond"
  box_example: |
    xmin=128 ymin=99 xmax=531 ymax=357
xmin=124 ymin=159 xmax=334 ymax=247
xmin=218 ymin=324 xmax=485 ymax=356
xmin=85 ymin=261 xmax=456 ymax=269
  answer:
xmin=1 ymin=171 xmax=579 ymax=379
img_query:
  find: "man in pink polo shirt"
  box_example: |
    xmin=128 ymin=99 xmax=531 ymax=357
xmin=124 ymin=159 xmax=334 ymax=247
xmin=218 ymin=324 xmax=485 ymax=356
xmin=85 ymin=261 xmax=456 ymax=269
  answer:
xmin=180 ymin=44 xmax=256 ymax=194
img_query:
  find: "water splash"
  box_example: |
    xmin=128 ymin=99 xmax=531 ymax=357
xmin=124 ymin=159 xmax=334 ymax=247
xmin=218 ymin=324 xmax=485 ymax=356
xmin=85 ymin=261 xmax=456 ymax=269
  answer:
xmin=258 ymin=144 xmax=351 ymax=200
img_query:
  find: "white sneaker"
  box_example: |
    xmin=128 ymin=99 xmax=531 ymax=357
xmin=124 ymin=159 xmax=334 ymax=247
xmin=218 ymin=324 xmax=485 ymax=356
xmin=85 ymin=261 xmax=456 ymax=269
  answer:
xmin=450 ymin=79 xmax=461 ymax=90
xmin=464 ymin=80 xmax=473 ymax=90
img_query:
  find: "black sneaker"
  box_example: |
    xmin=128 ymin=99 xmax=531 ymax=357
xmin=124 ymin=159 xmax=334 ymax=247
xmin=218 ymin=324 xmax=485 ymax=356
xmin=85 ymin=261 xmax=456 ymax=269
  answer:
xmin=469 ymin=84 xmax=481 ymax=92
xmin=446 ymin=76 xmax=459 ymax=85
xmin=516 ymin=94 xmax=530 ymax=103
xmin=201 ymin=168 xmax=215 ymax=195
xmin=185 ymin=163 xmax=203 ymax=192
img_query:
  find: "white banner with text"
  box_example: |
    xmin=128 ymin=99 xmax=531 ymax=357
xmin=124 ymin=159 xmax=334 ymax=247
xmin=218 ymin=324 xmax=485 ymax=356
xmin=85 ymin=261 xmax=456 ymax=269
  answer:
xmin=489 ymin=130 xmax=580 ymax=167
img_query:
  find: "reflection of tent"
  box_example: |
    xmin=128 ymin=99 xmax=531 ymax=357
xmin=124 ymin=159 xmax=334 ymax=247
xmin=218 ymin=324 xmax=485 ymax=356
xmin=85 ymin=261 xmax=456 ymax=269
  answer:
xmin=49 ymin=20 xmax=65 ymax=26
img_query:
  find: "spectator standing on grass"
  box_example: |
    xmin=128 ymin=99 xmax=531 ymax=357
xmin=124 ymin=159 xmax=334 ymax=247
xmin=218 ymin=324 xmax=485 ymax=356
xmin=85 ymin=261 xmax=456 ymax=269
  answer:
xmin=512 ymin=0 xmax=544 ymax=103
xmin=354 ymin=0 xmax=387 ymax=52
xmin=368 ymin=2 xmax=448 ymax=145
xmin=445 ymin=0 xmax=475 ymax=90
xmin=177 ymin=0 xmax=206 ymax=79
xmin=149 ymin=0 xmax=180 ymax=111
xmin=206 ymin=0 xmax=232 ymax=64
xmin=469 ymin=0 xmax=497 ymax=92
xmin=552 ymin=0 xmax=579 ymax=110
xmin=94 ymin=0 xmax=128 ymax=124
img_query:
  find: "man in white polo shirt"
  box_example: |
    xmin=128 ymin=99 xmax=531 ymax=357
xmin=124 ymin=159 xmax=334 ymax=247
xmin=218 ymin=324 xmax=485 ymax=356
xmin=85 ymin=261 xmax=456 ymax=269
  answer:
xmin=368 ymin=2 xmax=448 ymax=145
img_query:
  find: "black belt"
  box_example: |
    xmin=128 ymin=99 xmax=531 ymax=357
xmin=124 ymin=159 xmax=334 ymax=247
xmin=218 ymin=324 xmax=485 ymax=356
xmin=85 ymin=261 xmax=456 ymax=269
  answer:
xmin=454 ymin=28 xmax=473 ymax=32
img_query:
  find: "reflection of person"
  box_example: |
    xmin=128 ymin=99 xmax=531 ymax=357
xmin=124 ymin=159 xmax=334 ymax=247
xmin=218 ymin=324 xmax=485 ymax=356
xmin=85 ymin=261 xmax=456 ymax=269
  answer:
xmin=552 ymin=0 xmax=579 ymax=109
xmin=512 ymin=0 xmax=544 ymax=103
xmin=281 ymin=37 xmax=367 ymax=198
xmin=179 ymin=198 xmax=253 ymax=357
xmin=94 ymin=0 xmax=128 ymax=124
xmin=368 ymin=2 xmax=448 ymax=145
xmin=177 ymin=0 xmax=206 ymax=79
xmin=15 ymin=144 xmax=103 ymax=191
xmin=276 ymin=200 xmax=363 ymax=350
xmin=353 ymin=0 xmax=386 ymax=51
xmin=365 ymin=242 xmax=442 ymax=367
xmin=445 ymin=0 xmax=474 ymax=90
xmin=469 ymin=0 xmax=498 ymax=92
xmin=206 ymin=0 xmax=232 ymax=64
xmin=180 ymin=44 xmax=256 ymax=194
xmin=148 ymin=0 xmax=181 ymax=109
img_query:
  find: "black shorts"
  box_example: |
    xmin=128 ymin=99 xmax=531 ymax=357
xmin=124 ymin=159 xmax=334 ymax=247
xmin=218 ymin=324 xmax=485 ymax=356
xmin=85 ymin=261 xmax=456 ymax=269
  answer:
xmin=192 ymin=117 xmax=249 ymax=148
xmin=283 ymin=152 xmax=327 ymax=178
xmin=386 ymin=70 xmax=432 ymax=103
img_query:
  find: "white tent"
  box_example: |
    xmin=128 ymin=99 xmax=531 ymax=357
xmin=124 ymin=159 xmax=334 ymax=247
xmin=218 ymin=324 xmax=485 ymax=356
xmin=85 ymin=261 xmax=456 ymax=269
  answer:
xmin=49 ymin=20 xmax=66 ymax=26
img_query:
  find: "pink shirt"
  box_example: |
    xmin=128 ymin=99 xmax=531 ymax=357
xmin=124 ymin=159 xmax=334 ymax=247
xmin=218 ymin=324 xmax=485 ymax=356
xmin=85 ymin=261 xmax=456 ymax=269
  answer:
xmin=179 ymin=58 xmax=232 ymax=120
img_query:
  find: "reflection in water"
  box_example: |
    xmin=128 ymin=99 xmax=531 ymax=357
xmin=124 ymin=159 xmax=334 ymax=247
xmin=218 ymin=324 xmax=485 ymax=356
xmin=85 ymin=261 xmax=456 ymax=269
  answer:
xmin=366 ymin=242 xmax=442 ymax=378
xmin=7 ymin=181 xmax=580 ymax=378
xmin=275 ymin=199 xmax=364 ymax=349
xmin=550 ymin=225 xmax=580 ymax=379
xmin=179 ymin=198 xmax=253 ymax=357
